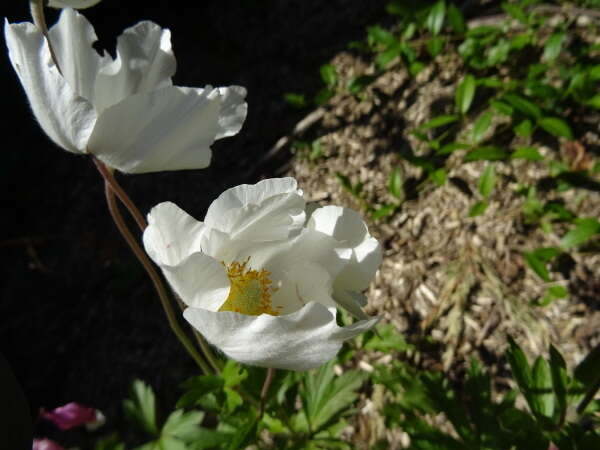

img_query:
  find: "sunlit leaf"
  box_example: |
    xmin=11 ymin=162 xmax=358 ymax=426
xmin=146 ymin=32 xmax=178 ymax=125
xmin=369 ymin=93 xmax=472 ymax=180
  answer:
xmin=530 ymin=356 xmax=554 ymax=419
xmin=465 ymin=146 xmax=508 ymax=161
xmin=456 ymin=74 xmax=476 ymax=115
xmin=478 ymin=164 xmax=496 ymax=198
xmin=447 ymin=3 xmax=466 ymax=33
xmin=471 ymin=110 xmax=493 ymax=143
xmin=538 ymin=117 xmax=573 ymax=139
xmin=123 ymin=380 xmax=158 ymax=436
xmin=319 ymin=64 xmax=337 ymax=87
xmin=503 ymin=93 xmax=542 ymax=119
xmin=426 ymin=0 xmax=446 ymax=36
xmin=511 ymin=147 xmax=543 ymax=161
xmin=514 ymin=119 xmax=533 ymax=138
xmin=560 ymin=218 xmax=600 ymax=248
xmin=469 ymin=201 xmax=488 ymax=217
xmin=524 ymin=251 xmax=551 ymax=282
xmin=388 ymin=167 xmax=404 ymax=199
xmin=419 ymin=114 xmax=458 ymax=130
xmin=542 ymin=32 xmax=566 ymax=62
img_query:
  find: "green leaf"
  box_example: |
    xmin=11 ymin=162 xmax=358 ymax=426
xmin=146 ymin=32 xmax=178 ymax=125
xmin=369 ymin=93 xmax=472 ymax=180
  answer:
xmin=469 ymin=201 xmax=488 ymax=217
xmin=367 ymin=25 xmax=396 ymax=46
xmin=464 ymin=146 xmax=508 ymax=162
xmin=511 ymin=147 xmax=543 ymax=161
xmin=123 ymin=380 xmax=158 ymax=436
xmin=531 ymin=356 xmax=554 ymax=419
xmin=560 ymin=218 xmax=600 ymax=248
xmin=347 ymin=75 xmax=376 ymax=94
xmin=490 ymin=100 xmax=514 ymax=116
xmin=187 ymin=430 xmax=234 ymax=450
xmin=429 ymin=167 xmax=447 ymax=186
xmin=549 ymin=345 xmax=568 ymax=424
xmin=222 ymin=360 xmax=247 ymax=388
xmin=426 ymin=36 xmax=445 ymax=57
xmin=514 ymin=119 xmax=533 ymax=138
xmin=426 ymin=0 xmax=446 ymax=36
xmin=574 ymin=344 xmax=600 ymax=386
xmin=319 ymin=64 xmax=337 ymax=87
xmin=371 ymin=204 xmax=397 ymax=220
xmin=506 ymin=337 xmax=533 ymax=405
xmin=162 ymin=410 xmax=204 ymax=442
xmin=363 ymin=324 xmax=412 ymax=353
xmin=94 ymin=434 xmax=125 ymax=450
xmin=283 ymin=93 xmax=307 ymax=109
xmin=302 ymin=361 xmax=364 ymax=433
xmin=486 ymin=39 xmax=511 ymax=66
xmin=314 ymin=88 xmax=334 ymax=105
xmin=503 ymin=93 xmax=542 ymax=119
xmin=388 ymin=167 xmax=404 ymax=199
xmin=419 ymin=114 xmax=458 ymax=130
xmin=471 ymin=110 xmax=493 ymax=143
xmin=589 ymin=64 xmax=600 ymax=81
xmin=542 ymin=32 xmax=566 ymax=62
xmin=548 ymin=285 xmax=568 ymax=298
xmin=436 ymin=141 xmax=470 ymax=155
xmin=455 ymin=74 xmax=476 ymax=115
xmin=538 ymin=117 xmax=573 ymax=139
xmin=502 ymin=2 xmax=528 ymax=23
xmin=376 ymin=43 xmax=402 ymax=68
xmin=586 ymin=94 xmax=600 ymax=109
xmin=478 ymin=164 xmax=496 ymax=198
xmin=524 ymin=251 xmax=551 ymax=282
xmin=447 ymin=3 xmax=466 ymax=33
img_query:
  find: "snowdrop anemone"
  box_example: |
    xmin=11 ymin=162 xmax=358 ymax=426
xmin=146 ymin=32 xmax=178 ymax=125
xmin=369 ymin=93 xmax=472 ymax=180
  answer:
xmin=47 ymin=0 xmax=102 ymax=8
xmin=4 ymin=8 xmax=247 ymax=173
xmin=143 ymin=178 xmax=382 ymax=371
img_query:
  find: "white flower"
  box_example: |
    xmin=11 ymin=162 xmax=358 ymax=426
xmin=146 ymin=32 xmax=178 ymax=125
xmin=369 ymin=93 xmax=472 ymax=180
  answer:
xmin=47 ymin=0 xmax=102 ymax=9
xmin=143 ymin=178 xmax=382 ymax=371
xmin=4 ymin=8 xmax=247 ymax=174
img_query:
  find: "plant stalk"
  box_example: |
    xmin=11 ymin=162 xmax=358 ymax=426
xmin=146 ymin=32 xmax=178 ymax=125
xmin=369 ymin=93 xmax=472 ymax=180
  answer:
xmin=102 ymin=180 xmax=212 ymax=374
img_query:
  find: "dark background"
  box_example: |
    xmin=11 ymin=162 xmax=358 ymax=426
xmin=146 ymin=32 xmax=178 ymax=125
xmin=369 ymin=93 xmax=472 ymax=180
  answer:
xmin=0 ymin=0 xmax=390 ymax=444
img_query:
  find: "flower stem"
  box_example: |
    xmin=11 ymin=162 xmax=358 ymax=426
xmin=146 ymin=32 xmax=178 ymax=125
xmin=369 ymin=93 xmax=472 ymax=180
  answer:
xmin=172 ymin=293 xmax=222 ymax=373
xmin=29 ymin=0 xmax=61 ymax=75
xmin=259 ymin=368 xmax=276 ymax=418
xmin=92 ymin=158 xmax=147 ymax=231
xmin=102 ymin=180 xmax=212 ymax=374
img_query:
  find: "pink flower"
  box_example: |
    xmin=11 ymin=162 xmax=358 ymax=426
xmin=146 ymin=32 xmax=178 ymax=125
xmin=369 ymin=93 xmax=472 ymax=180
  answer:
xmin=32 ymin=439 xmax=65 ymax=450
xmin=40 ymin=402 xmax=104 ymax=430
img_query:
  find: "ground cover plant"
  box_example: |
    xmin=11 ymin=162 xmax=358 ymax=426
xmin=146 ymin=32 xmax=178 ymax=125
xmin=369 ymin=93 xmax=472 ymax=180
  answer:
xmin=3 ymin=1 xmax=600 ymax=449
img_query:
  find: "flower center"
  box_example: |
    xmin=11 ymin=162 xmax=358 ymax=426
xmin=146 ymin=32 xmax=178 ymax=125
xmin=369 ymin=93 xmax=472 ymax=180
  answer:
xmin=218 ymin=259 xmax=280 ymax=316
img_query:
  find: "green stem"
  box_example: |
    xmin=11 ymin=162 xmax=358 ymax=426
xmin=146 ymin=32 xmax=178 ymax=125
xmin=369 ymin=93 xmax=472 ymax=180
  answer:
xmin=93 ymin=158 xmax=147 ymax=231
xmin=259 ymin=368 xmax=276 ymax=418
xmin=172 ymin=293 xmax=222 ymax=374
xmin=102 ymin=180 xmax=212 ymax=374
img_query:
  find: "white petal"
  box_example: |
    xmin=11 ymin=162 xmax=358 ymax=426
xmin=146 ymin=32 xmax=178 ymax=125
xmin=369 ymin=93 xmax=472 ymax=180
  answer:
xmin=183 ymin=302 xmax=379 ymax=371
xmin=160 ymin=253 xmax=230 ymax=311
xmin=308 ymin=206 xmax=382 ymax=292
xmin=48 ymin=8 xmax=109 ymax=103
xmin=48 ymin=0 xmax=102 ymax=9
xmin=88 ymin=86 xmax=221 ymax=173
xmin=94 ymin=21 xmax=175 ymax=112
xmin=143 ymin=202 xmax=205 ymax=266
xmin=204 ymin=178 xmax=305 ymax=242
xmin=214 ymin=86 xmax=247 ymax=139
xmin=4 ymin=19 xmax=96 ymax=153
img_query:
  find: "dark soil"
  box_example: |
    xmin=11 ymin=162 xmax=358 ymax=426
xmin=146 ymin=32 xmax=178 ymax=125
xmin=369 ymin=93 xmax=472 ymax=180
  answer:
xmin=0 ymin=0 xmax=389 ymax=445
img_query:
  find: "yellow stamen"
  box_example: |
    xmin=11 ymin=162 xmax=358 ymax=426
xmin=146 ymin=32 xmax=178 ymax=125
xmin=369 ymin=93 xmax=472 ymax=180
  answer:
xmin=219 ymin=259 xmax=280 ymax=316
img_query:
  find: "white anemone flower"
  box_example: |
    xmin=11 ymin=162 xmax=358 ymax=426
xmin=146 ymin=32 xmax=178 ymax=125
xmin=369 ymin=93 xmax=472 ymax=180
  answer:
xmin=143 ymin=178 xmax=382 ymax=371
xmin=4 ymin=8 xmax=247 ymax=174
xmin=47 ymin=0 xmax=102 ymax=9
